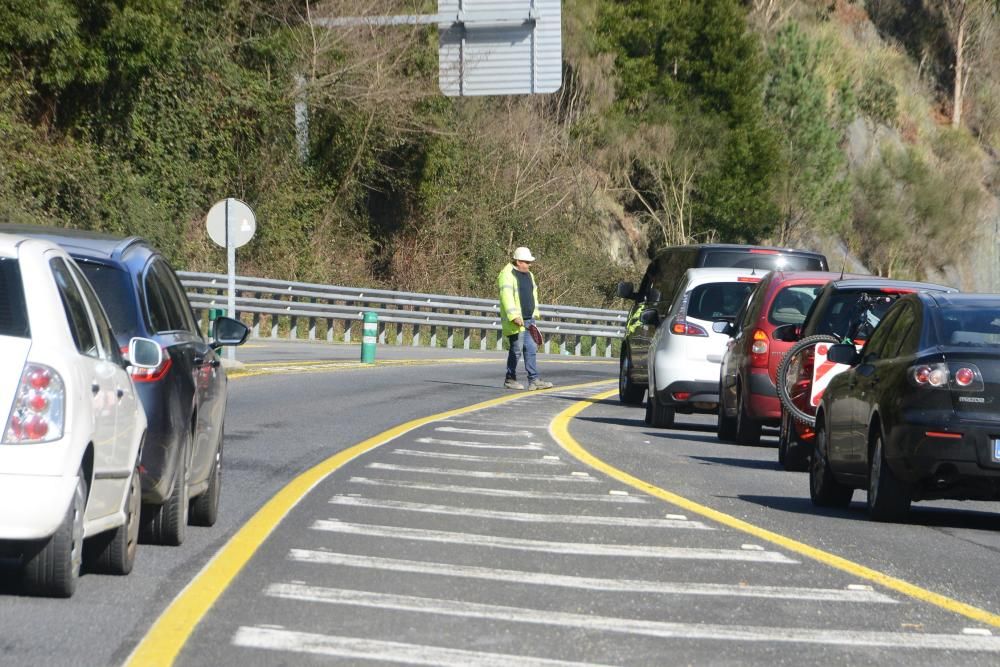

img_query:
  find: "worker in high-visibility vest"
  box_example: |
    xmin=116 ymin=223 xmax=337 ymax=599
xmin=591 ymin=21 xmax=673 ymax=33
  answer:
xmin=497 ymin=246 xmax=554 ymax=391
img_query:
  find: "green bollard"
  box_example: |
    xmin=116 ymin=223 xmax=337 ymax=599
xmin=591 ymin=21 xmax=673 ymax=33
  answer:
xmin=361 ymin=311 xmax=378 ymax=363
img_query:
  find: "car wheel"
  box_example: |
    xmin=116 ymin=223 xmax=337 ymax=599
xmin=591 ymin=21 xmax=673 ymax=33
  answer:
xmin=735 ymin=388 xmax=762 ymax=446
xmin=190 ymin=432 xmax=223 ymax=527
xmin=647 ymin=393 xmax=675 ymax=429
xmin=809 ymin=418 xmax=853 ymax=508
xmin=619 ymin=351 xmax=645 ymax=406
xmin=88 ymin=463 xmax=141 ymax=575
xmin=23 ymin=473 xmax=86 ymax=597
xmin=717 ymin=390 xmax=737 ymax=442
xmin=779 ymin=411 xmax=810 ymax=472
xmin=142 ymin=435 xmax=189 ymax=546
xmin=867 ymin=432 xmax=911 ymax=522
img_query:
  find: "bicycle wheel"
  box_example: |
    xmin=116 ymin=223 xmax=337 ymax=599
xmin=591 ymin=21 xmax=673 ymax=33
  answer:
xmin=776 ymin=335 xmax=839 ymax=426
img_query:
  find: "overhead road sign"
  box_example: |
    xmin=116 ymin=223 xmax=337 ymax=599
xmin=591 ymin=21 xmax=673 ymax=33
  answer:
xmin=315 ymin=0 xmax=561 ymax=97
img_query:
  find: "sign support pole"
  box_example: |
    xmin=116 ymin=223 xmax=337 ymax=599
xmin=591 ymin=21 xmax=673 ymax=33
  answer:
xmin=225 ymin=198 xmax=237 ymax=361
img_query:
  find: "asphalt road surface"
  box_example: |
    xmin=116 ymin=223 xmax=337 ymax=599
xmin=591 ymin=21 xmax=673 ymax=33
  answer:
xmin=2 ymin=342 xmax=1000 ymax=666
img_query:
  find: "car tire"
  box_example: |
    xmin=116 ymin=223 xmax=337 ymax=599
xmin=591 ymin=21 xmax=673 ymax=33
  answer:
xmin=619 ymin=350 xmax=645 ymax=406
xmin=190 ymin=432 xmax=223 ymax=528
xmin=867 ymin=432 xmax=911 ymax=522
xmin=142 ymin=436 xmax=189 ymax=546
xmin=735 ymin=388 xmax=762 ymax=446
xmin=23 ymin=473 xmax=86 ymax=598
xmin=717 ymin=390 xmax=737 ymax=442
xmin=809 ymin=417 xmax=853 ymax=508
xmin=646 ymin=393 xmax=675 ymax=429
xmin=87 ymin=464 xmax=141 ymax=575
xmin=779 ymin=411 xmax=810 ymax=472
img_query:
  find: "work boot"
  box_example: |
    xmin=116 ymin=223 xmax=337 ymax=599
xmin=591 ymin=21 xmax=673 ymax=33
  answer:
xmin=504 ymin=378 xmax=525 ymax=390
xmin=527 ymin=380 xmax=554 ymax=391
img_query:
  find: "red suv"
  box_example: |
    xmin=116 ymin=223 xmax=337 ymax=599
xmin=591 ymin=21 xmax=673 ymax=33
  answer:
xmin=717 ymin=271 xmax=862 ymax=445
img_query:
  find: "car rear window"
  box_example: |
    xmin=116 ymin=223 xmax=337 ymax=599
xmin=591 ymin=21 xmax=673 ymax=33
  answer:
xmin=701 ymin=250 xmax=824 ymax=271
xmin=0 ymin=257 xmax=30 ymax=338
xmin=933 ymin=306 xmax=1000 ymax=346
xmin=687 ymin=282 xmax=756 ymax=321
xmin=812 ymin=290 xmax=899 ymax=340
xmin=77 ymin=261 xmax=140 ymax=338
xmin=768 ymin=285 xmax=823 ymax=325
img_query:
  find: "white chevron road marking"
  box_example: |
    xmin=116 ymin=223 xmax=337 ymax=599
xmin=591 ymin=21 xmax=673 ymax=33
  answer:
xmin=347 ymin=477 xmax=647 ymax=503
xmin=310 ymin=519 xmax=796 ymax=562
xmin=265 ymin=585 xmax=1000 ymax=652
xmin=391 ymin=449 xmax=565 ymax=465
xmin=288 ymin=550 xmax=894 ymax=603
xmin=366 ymin=463 xmax=599 ymax=482
xmin=328 ymin=496 xmax=711 ymax=528
xmin=232 ymin=626 xmax=613 ymax=666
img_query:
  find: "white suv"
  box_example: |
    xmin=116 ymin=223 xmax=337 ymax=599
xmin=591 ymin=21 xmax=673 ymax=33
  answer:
xmin=644 ymin=268 xmax=763 ymax=428
xmin=0 ymin=233 xmax=159 ymax=597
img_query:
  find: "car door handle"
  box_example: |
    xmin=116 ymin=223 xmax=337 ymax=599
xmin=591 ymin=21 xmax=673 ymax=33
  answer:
xmin=210 ymin=359 xmax=221 ymax=368
xmin=91 ymin=383 xmax=100 ymax=395
xmin=193 ymin=356 xmax=204 ymax=365
xmin=116 ymin=388 xmax=125 ymax=400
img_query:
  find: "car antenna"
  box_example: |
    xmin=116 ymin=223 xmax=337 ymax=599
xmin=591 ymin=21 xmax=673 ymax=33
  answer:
xmin=838 ymin=247 xmax=848 ymax=280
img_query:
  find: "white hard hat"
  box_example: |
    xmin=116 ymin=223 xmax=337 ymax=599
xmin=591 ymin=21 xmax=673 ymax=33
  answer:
xmin=513 ymin=246 xmax=536 ymax=262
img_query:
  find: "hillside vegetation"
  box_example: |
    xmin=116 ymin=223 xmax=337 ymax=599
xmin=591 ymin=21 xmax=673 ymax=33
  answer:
xmin=1 ymin=0 xmax=997 ymax=305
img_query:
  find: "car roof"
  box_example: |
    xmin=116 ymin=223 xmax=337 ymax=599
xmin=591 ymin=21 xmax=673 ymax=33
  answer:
xmin=683 ymin=267 xmax=764 ymax=286
xmin=666 ymin=243 xmax=824 ymax=255
xmin=0 ymin=232 xmax=65 ymax=258
xmin=924 ymin=292 xmax=1000 ymax=307
xmin=764 ymin=270 xmax=867 ymax=285
xmin=827 ymin=278 xmax=957 ymax=293
xmin=0 ymin=224 xmax=150 ymax=263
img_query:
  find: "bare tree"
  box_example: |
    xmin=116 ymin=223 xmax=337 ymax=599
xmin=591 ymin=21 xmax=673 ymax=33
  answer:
xmin=934 ymin=0 xmax=1000 ymax=127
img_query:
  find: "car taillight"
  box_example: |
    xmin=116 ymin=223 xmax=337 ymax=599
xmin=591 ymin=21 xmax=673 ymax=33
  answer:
xmin=670 ymin=318 xmax=708 ymax=337
xmin=3 ymin=363 xmax=65 ymax=445
xmin=750 ymin=329 xmax=769 ymax=368
xmin=909 ymin=363 xmax=983 ymax=391
xmin=121 ymin=345 xmax=173 ymax=382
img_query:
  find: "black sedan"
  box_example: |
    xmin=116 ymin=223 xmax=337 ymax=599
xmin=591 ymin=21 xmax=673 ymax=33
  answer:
xmin=0 ymin=225 xmax=249 ymax=545
xmin=811 ymin=292 xmax=1000 ymax=521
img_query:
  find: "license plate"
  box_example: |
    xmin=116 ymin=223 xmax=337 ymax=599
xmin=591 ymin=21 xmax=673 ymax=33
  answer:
xmin=994 ymin=439 xmax=1000 ymax=462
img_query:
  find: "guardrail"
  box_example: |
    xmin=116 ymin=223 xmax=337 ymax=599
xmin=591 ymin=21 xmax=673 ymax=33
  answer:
xmin=179 ymin=272 xmax=626 ymax=357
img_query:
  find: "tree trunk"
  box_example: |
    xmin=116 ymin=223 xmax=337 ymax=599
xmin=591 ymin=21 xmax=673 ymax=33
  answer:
xmin=952 ymin=13 xmax=966 ymax=127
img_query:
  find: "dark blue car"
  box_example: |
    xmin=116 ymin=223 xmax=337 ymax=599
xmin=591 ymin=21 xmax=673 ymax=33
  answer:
xmin=0 ymin=225 xmax=248 ymax=545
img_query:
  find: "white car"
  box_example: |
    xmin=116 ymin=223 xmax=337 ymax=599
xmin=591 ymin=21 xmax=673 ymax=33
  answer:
xmin=0 ymin=233 xmax=160 ymax=597
xmin=644 ymin=268 xmax=763 ymax=428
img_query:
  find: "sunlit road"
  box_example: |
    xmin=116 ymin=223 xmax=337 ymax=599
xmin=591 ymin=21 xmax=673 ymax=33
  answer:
xmin=2 ymin=342 xmax=1000 ymax=666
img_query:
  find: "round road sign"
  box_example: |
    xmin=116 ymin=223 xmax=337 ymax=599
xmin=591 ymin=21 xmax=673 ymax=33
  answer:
xmin=206 ymin=198 xmax=256 ymax=249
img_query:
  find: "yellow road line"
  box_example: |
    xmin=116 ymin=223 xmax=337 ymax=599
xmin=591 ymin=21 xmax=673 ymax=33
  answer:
xmin=551 ymin=388 xmax=1000 ymax=629
xmin=125 ymin=379 xmax=615 ymax=667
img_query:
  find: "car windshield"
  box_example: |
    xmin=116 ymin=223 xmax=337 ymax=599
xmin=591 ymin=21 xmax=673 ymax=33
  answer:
xmin=812 ymin=290 xmax=900 ymax=340
xmin=77 ymin=261 xmax=140 ymax=339
xmin=933 ymin=306 xmax=1000 ymax=346
xmin=0 ymin=257 xmax=30 ymax=338
xmin=686 ymin=282 xmax=756 ymax=321
xmin=701 ymin=250 xmax=824 ymax=271
xmin=768 ymin=285 xmax=823 ymax=325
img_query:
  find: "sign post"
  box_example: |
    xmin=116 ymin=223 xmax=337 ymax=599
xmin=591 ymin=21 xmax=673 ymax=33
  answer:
xmin=206 ymin=198 xmax=256 ymax=360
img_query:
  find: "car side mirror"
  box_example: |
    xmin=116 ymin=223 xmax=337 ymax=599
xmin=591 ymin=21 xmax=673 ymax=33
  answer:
xmin=827 ymin=343 xmax=859 ymax=366
xmin=772 ymin=324 xmax=801 ymax=343
xmin=128 ymin=337 xmax=163 ymax=370
xmin=212 ymin=316 xmax=250 ymax=347
xmin=640 ymin=309 xmax=660 ymax=327
xmin=617 ymin=281 xmax=636 ymax=300
xmin=712 ymin=321 xmax=734 ymax=336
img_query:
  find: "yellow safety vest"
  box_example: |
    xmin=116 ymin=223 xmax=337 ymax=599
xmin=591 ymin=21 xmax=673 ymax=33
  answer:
xmin=497 ymin=263 xmax=540 ymax=336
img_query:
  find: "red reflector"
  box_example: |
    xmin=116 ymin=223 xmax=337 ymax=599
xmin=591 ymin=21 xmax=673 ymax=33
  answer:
xmin=672 ymin=392 xmax=691 ymax=401
xmin=737 ymin=276 xmax=761 ymax=282
xmin=749 ymin=248 xmax=779 ymax=254
xmin=925 ymin=431 xmax=962 ymax=439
